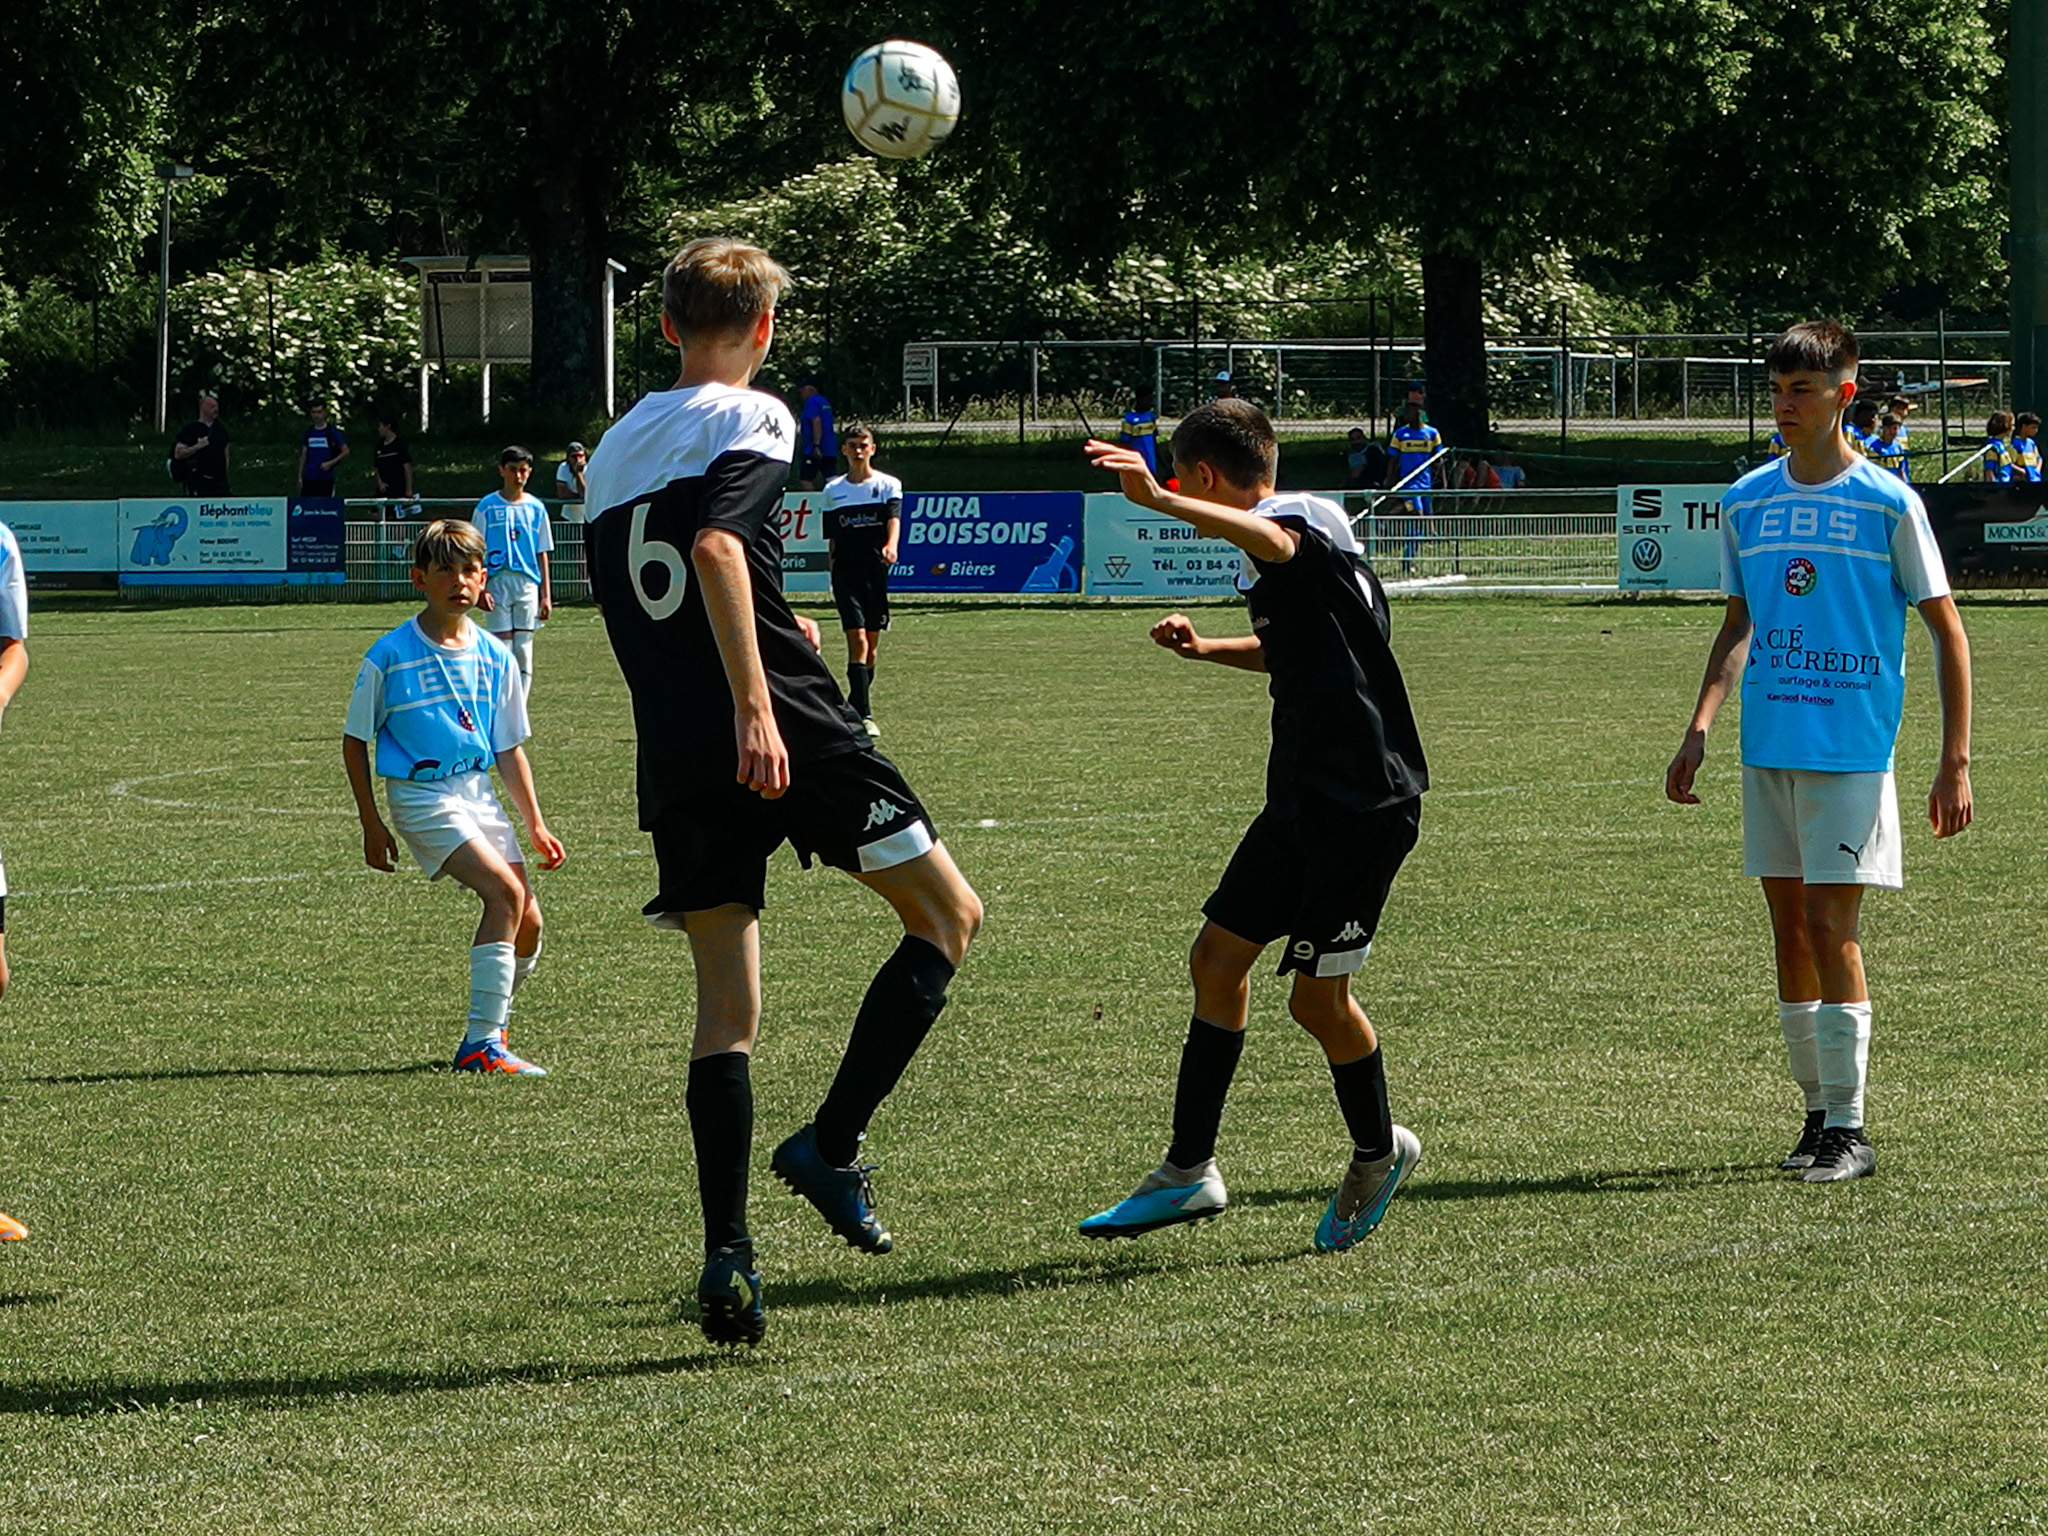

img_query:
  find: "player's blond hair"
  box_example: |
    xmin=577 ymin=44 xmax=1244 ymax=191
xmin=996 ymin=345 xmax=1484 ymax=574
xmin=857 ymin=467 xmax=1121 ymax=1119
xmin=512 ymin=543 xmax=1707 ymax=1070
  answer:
xmin=663 ymin=237 xmax=791 ymax=339
xmin=412 ymin=518 xmax=486 ymax=571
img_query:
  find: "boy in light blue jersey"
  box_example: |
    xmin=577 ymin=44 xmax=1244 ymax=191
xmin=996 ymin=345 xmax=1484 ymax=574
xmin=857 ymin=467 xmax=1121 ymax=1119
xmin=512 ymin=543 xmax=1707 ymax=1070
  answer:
xmin=1668 ymin=321 xmax=1972 ymax=1184
xmin=474 ymin=446 xmax=554 ymax=697
xmin=344 ymin=519 xmax=566 ymax=1076
xmin=2015 ymin=412 xmax=2042 ymax=481
xmin=0 ymin=519 xmax=28 ymax=1241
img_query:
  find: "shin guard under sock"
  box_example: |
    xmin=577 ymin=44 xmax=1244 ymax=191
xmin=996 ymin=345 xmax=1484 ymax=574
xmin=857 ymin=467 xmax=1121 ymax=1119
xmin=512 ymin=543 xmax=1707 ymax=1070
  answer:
xmin=1164 ymin=1017 xmax=1246 ymax=1170
xmin=687 ymin=1051 xmax=754 ymax=1255
xmin=463 ymin=942 xmax=516 ymax=1046
xmin=847 ymin=663 xmax=873 ymax=718
xmin=1816 ymin=1000 xmax=1873 ymax=1130
xmin=813 ymin=935 xmax=955 ymax=1167
xmin=1329 ymin=1048 xmax=1394 ymax=1164
xmin=1779 ymin=997 xmax=1823 ymax=1113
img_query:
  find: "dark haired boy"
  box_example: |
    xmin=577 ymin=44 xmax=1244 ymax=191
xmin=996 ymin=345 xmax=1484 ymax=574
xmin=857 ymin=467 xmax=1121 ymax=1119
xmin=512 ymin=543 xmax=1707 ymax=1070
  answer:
xmin=1078 ymin=400 xmax=1429 ymax=1253
xmin=1667 ymin=321 xmax=1972 ymax=1184
xmin=474 ymin=446 xmax=553 ymax=699
xmin=1869 ymin=413 xmax=1909 ymax=479
xmin=2015 ymin=412 xmax=2042 ymax=482
xmin=1983 ymin=411 xmax=2017 ymax=483
xmin=823 ymin=426 xmax=901 ymax=736
xmin=581 ymin=237 xmax=982 ymax=1347
xmin=298 ymin=402 xmax=350 ymax=497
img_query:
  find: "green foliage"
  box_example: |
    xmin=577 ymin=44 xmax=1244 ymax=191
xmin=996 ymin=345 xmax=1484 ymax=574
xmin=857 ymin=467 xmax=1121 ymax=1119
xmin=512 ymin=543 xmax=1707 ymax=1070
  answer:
xmin=170 ymin=257 xmax=419 ymax=419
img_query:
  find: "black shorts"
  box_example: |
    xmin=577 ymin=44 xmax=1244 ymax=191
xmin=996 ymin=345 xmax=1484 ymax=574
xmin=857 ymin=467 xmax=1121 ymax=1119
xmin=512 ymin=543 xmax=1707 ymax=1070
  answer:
xmin=298 ymin=480 xmax=336 ymax=499
xmin=643 ymin=747 xmax=937 ymax=922
xmin=833 ymin=561 xmax=891 ymax=633
xmin=803 ymin=454 xmax=835 ymax=483
xmin=1202 ymin=796 xmax=1421 ymax=977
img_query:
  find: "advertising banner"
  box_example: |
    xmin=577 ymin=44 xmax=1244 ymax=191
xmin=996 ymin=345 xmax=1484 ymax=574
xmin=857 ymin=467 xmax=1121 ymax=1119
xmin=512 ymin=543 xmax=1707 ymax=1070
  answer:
xmin=1918 ymin=483 xmax=2048 ymax=588
xmin=1082 ymin=493 xmax=1245 ymax=597
xmin=773 ymin=491 xmax=832 ymax=595
xmin=120 ymin=496 xmax=290 ymax=584
xmin=285 ymin=498 xmax=347 ymax=582
xmin=894 ymin=492 xmax=1082 ymax=594
xmin=1617 ymin=484 xmax=1730 ymax=592
xmin=3 ymin=501 xmax=120 ymax=585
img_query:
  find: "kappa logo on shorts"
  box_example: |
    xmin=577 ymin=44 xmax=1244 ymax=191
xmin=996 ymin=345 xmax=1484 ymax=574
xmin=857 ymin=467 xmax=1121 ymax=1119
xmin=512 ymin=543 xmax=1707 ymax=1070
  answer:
xmin=864 ymin=799 xmax=903 ymax=831
xmin=1333 ymin=921 xmax=1367 ymax=944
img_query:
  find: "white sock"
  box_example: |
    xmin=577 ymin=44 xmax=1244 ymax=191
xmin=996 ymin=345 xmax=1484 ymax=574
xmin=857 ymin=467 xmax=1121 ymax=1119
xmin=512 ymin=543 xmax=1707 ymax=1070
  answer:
xmin=1778 ymin=998 xmax=1823 ymax=1113
xmin=1815 ymin=1000 xmax=1873 ymax=1130
xmin=464 ymin=941 xmax=517 ymax=1046
xmin=509 ymin=630 xmax=534 ymax=695
xmin=513 ymin=937 xmax=541 ymax=994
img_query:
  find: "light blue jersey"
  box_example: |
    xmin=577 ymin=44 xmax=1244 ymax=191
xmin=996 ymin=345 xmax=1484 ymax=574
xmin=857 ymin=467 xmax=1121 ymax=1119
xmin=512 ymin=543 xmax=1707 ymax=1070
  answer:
xmin=344 ymin=617 xmax=529 ymax=782
xmin=475 ymin=492 xmax=554 ymax=585
xmin=1720 ymin=457 xmax=1948 ymax=773
xmin=0 ymin=522 xmax=24 ymax=642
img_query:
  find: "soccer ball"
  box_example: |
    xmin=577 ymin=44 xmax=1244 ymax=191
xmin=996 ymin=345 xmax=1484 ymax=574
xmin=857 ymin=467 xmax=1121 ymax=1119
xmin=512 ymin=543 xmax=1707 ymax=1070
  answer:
xmin=842 ymin=40 xmax=960 ymax=160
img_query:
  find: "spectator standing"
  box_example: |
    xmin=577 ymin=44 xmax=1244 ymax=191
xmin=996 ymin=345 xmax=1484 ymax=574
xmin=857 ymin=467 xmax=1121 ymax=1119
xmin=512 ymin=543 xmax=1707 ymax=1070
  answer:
xmin=556 ymin=442 xmax=589 ymax=508
xmin=298 ymin=402 xmax=351 ymax=497
xmin=373 ymin=416 xmax=416 ymax=504
xmin=1120 ymin=392 xmax=1160 ymax=475
xmin=171 ymin=392 xmax=231 ymax=496
xmin=1212 ymin=371 xmax=1238 ymax=401
xmin=795 ymin=379 xmax=837 ymax=490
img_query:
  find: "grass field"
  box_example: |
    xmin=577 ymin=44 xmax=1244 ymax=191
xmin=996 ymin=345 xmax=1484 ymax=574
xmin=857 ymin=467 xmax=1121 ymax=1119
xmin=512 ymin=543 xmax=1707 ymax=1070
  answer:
xmin=2 ymin=595 xmax=2044 ymax=1533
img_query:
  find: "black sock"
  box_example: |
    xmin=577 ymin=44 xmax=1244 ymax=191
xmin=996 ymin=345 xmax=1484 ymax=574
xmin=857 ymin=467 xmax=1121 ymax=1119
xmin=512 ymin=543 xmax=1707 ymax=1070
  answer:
xmin=814 ymin=935 xmax=955 ymax=1166
xmin=687 ymin=1051 xmax=753 ymax=1256
xmin=847 ymin=663 xmax=872 ymax=717
xmin=1164 ymin=1017 xmax=1245 ymax=1169
xmin=1330 ymin=1048 xmax=1393 ymax=1163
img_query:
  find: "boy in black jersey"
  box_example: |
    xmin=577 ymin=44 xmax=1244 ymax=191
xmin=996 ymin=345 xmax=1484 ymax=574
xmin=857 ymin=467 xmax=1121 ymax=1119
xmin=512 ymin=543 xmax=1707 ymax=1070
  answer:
xmin=581 ymin=238 xmax=982 ymax=1347
xmin=1078 ymin=401 xmax=1429 ymax=1253
xmin=822 ymin=427 xmax=902 ymax=736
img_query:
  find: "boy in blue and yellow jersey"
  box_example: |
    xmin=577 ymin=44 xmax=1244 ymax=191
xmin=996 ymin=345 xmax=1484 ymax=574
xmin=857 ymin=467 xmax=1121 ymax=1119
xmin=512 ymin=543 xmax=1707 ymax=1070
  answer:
xmin=1868 ymin=413 xmax=1909 ymax=479
xmin=1983 ymin=410 xmax=2016 ymax=483
xmin=1667 ymin=321 xmax=1971 ymax=1187
xmin=1386 ymin=404 xmax=1442 ymax=574
xmin=343 ymin=519 xmax=566 ymax=1077
xmin=2015 ymin=412 xmax=2042 ymax=481
xmin=1119 ymin=390 xmax=1160 ymax=475
xmin=1844 ymin=397 xmax=1881 ymax=455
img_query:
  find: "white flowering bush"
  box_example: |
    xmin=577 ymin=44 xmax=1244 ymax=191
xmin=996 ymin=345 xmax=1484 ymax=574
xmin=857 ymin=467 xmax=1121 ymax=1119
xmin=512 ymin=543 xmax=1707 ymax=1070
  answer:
xmin=170 ymin=257 xmax=419 ymax=416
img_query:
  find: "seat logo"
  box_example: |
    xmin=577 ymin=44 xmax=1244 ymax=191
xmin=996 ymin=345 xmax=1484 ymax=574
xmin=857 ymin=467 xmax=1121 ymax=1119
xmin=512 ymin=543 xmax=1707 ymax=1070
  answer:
xmin=864 ymin=799 xmax=902 ymax=830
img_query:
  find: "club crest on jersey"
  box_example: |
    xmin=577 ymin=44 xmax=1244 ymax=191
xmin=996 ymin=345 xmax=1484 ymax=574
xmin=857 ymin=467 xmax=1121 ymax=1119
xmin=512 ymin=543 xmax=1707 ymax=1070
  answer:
xmin=457 ymin=707 xmax=477 ymax=732
xmin=1784 ymin=557 xmax=1817 ymax=597
xmin=864 ymin=799 xmax=902 ymax=831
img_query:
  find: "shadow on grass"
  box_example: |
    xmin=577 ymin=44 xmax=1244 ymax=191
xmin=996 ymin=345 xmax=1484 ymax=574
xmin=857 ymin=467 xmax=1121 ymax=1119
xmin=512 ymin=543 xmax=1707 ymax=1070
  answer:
xmin=0 ymin=1292 xmax=62 ymax=1309
xmin=16 ymin=1063 xmax=445 ymax=1087
xmin=0 ymin=1351 xmax=737 ymax=1419
xmin=765 ymin=1247 xmax=1299 ymax=1314
xmin=1232 ymin=1162 xmax=1780 ymax=1210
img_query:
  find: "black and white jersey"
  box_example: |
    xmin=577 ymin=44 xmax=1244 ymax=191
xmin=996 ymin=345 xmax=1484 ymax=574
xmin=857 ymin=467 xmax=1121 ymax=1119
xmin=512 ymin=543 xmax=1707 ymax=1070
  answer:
xmin=583 ymin=384 xmax=866 ymax=826
xmin=1244 ymin=492 xmax=1428 ymax=814
xmin=822 ymin=471 xmax=903 ymax=559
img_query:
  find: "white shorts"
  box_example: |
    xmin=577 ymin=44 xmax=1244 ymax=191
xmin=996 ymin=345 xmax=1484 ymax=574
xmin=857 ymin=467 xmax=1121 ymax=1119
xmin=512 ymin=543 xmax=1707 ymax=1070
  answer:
xmin=387 ymin=773 xmax=523 ymax=880
xmin=1742 ymin=765 xmax=1902 ymax=888
xmin=484 ymin=573 xmax=540 ymax=632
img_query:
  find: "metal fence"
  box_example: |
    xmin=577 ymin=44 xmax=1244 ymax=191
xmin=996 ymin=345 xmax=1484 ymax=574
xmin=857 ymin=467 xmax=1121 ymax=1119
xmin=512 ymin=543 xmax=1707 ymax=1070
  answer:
xmin=340 ymin=501 xmax=591 ymax=601
xmin=1344 ymin=487 xmax=1619 ymax=586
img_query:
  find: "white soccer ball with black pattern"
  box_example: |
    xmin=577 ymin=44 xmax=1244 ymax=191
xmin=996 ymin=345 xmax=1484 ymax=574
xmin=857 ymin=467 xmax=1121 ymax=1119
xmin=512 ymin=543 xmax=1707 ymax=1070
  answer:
xmin=841 ymin=40 xmax=960 ymax=160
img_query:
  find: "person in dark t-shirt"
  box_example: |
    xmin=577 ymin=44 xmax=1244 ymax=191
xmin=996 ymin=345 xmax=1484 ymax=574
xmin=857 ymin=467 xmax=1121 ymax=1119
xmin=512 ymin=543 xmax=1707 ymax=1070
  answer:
xmin=581 ymin=236 xmax=982 ymax=1350
xmin=172 ymin=392 xmax=230 ymax=495
xmin=1078 ymin=399 xmax=1429 ymax=1254
xmin=373 ymin=417 xmax=416 ymax=503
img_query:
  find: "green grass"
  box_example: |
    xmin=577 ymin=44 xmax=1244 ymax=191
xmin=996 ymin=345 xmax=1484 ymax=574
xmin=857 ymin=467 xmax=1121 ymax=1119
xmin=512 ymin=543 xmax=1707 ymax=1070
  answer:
xmin=3 ymin=596 xmax=2045 ymax=1532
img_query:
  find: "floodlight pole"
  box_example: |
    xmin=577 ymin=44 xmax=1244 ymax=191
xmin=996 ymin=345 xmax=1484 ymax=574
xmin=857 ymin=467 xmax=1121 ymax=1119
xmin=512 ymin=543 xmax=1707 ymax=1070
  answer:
xmin=153 ymin=163 xmax=193 ymax=434
xmin=2013 ymin=0 xmax=2048 ymax=413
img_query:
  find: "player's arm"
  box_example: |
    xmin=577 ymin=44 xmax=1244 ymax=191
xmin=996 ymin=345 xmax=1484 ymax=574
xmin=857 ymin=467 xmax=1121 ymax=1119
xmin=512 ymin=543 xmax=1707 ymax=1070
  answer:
xmin=0 ymin=636 xmax=26 ymax=715
xmin=1916 ymin=594 xmax=1973 ymax=837
xmin=1666 ymin=596 xmax=1751 ymax=804
xmin=297 ymin=440 xmax=309 ymax=482
xmin=1150 ymin=613 xmax=1266 ymax=672
xmin=694 ymin=525 xmax=789 ymax=798
xmin=324 ymin=438 xmax=351 ymax=472
xmin=494 ymin=744 xmax=566 ymax=867
xmin=401 ymin=458 xmax=413 ymax=498
xmin=537 ymin=550 xmax=552 ymax=622
xmin=881 ymin=499 xmax=901 ymax=565
xmin=340 ymin=734 xmax=399 ymax=871
xmin=1083 ymin=440 xmax=1295 ymax=563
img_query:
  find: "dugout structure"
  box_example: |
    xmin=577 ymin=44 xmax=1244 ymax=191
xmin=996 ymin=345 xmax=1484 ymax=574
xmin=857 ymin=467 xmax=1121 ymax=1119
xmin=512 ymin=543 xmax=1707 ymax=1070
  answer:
xmin=404 ymin=255 xmax=627 ymax=428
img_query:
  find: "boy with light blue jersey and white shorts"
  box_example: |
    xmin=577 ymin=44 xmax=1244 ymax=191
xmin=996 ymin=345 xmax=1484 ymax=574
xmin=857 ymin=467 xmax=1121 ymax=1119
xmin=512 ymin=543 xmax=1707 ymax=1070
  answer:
xmin=344 ymin=519 xmax=566 ymax=1076
xmin=0 ymin=517 xmax=29 ymax=1241
xmin=474 ymin=446 xmax=554 ymax=697
xmin=1668 ymin=321 xmax=1973 ymax=1184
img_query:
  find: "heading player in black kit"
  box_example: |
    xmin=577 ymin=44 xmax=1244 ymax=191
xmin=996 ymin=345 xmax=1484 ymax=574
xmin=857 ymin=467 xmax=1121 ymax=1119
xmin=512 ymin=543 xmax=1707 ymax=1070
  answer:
xmin=1078 ymin=401 xmax=1430 ymax=1253
xmin=581 ymin=238 xmax=982 ymax=1346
